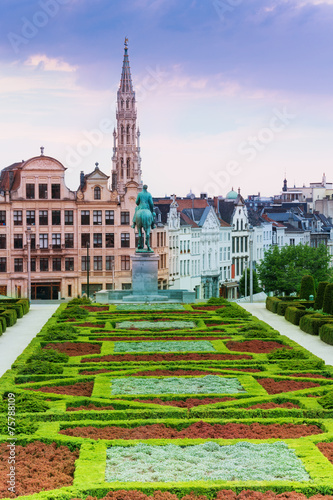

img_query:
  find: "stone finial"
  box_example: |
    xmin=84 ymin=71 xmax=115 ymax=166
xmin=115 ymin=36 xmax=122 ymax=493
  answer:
xmin=40 ymin=146 xmax=44 ymax=156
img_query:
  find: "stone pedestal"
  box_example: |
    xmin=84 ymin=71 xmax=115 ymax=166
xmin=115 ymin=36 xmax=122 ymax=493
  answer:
xmin=131 ymin=252 xmax=160 ymax=295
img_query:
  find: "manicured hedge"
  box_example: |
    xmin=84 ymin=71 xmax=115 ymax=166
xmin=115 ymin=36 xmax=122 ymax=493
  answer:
xmin=0 ymin=307 xmax=17 ymax=326
xmin=314 ymin=282 xmax=329 ymax=311
xmin=319 ymin=323 xmax=333 ymax=346
xmin=323 ymin=283 xmax=333 ymax=315
xmin=299 ymin=275 xmax=315 ymax=300
xmin=285 ymin=306 xmax=310 ymax=325
xmin=299 ymin=314 xmax=333 ymax=335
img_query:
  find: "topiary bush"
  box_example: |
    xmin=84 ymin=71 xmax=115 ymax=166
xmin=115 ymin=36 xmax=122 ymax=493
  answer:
xmin=58 ymin=305 xmax=89 ymax=321
xmin=319 ymin=323 xmax=333 ymax=346
xmin=18 ymin=361 xmax=64 ymax=375
xmin=68 ymin=297 xmax=91 ymax=305
xmin=318 ymin=389 xmax=333 ymax=409
xmin=285 ymin=306 xmax=310 ymax=325
xmin=0 ymin=392 xmax=49 ymax=413
xmin=314 ymin=281 xmax=329 ymax=310
xmin=323 ymin=283 xmax=333 ymax=315
xmin=267 ymin=348 xmax=308 ymax=360
xmin=27 ymin=348 xmax=69 ymax=364
xmin=43 ymin=324 xmax=78 ymax=341
xmin=216 ymin=303 xmax=251 ymax=319
xmin=299 ymin=275 xmax=315 ymax=300
xmin=266 ymin=296 xmax=281 ymax=313
xmin=206 ymin=298 xmax=230 ymax=306
xmin=299 ymin=314 xmax=333 ymax=335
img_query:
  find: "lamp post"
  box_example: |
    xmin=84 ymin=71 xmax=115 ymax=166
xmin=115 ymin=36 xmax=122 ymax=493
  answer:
xmin=86 ymin=243 xmax=90 ymax=298
xmin=244 ymin=259 xmax=248 ymax=298
xmin=249 ymin=226 xmax=254 ymax=303
xmin=112 ymin=258 xmax=115 ymax=290
xmin=26 ymin=226 xmax=31 ymax=301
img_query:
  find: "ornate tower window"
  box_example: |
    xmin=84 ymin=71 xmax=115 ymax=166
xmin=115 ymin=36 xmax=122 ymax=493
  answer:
xmin=94 ymin=186 xmax=101 ymax=200
xmin=126 ymin=158 xmax=131 ymax=178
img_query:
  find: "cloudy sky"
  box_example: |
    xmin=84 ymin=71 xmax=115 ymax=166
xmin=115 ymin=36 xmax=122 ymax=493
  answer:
xmin=1 ymin=0 xmax=333 ymax=197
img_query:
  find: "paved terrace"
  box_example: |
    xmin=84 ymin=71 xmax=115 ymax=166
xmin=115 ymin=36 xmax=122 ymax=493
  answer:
xmin=241 ymin=302 xmax=333 ymax=367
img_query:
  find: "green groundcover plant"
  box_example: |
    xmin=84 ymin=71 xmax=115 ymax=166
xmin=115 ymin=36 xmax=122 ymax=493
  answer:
xmin=110 ymin=375 xmax=246 ymax=395
xmin=105 ymin=441 xmax=310 ymax=483
xmin=113 ymin=341 xmax=216 ymax=353
xmin=116 ymin=321 xmax=196 ymax=330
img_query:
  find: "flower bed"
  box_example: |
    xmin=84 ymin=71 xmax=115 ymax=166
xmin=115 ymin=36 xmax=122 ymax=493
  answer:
xmin=82 ymin=306 xmax=109 ymax=312
xmin=116 ymin=304 xmax=186 ymax=311
xmin=115 ymin=321 xmax=196 ymax=330
xmin=0 ymin=441 xmax=79 ymax=498
xmin=43 ymin=342 xmax=101 ymax=356
xmin=29 ymin=381 xmax=94 ymax=396
xmin=317 ymin=442 xmax=333 ymax=464
xmin=226 ymin=340 xmax=291 ymax=353
xmin=113 ymin=341 xmax=216 ymax=353
xmin=129 ymin=369 xmax=259 ymax=377
xmin=244 ymin=402 xmax=301 ymax=410
xmin=111 ymin=375 xmax=245 ymax=395
xmin=105 ymin=441 xmax=310 ymax=482
xmin=60 ymin=421 xmax=322 ymax=440
xmin=257 ymin=378 xmax=321 ymax=394
xmin=95 ymin=336 xmax=231 ymax=341
xmin=67 ymin=403 xmax=115 ymax=412
xmin=81 ymin=353 xmax=252 ymax=363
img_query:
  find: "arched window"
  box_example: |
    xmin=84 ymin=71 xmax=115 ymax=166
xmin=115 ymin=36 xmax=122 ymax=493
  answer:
xmin=126 ymin=158 xmax=131 ymax=178
xmin=126 ymin=99 xmax=130 ymax=109
xmin=127 ymin=125 xmax=130 ymax=144
xmin=121 ymin=100 xmax=124 ymax=110
xmin=121 ymin=125 xmax=124 ymax=145
xmin=94 ymin=186 xmax=101 ymax=200
xmin=120 ymin=158 xmax=124 ymax=178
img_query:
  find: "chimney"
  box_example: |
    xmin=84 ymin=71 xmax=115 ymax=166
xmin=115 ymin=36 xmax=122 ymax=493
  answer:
xmin=80 ymin=171 xmax=85 ymax=190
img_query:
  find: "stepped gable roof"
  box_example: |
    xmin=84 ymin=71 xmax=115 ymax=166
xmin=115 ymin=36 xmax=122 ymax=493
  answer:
xmin=0 ymin=161 xmax=25 ymax=191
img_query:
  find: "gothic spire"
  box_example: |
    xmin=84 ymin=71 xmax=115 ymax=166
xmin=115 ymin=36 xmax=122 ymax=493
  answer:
xmin=119 ymin=37 xmax=133 ymax=94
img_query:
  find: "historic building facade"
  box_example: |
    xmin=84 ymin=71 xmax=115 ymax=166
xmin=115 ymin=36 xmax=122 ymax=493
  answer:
xmin=0 ymin=41 xmax=168 ymax=299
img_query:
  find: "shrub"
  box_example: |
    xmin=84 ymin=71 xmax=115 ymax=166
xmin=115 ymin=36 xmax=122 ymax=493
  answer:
xmin=18 ymin=361 xmax=64 ymax=375
xmin=319 ymin=323 xmax=333 ymax=346
xmin=27 ymin=348 xmax=69 ymax=364
xmin=266 ymin=297 xmax=281 ymax=313
xmin=267 ymin=348 xmax=308 ymax=360
xmin=243 ymin=330 xmax=279 ymax=339
xmin=59 ymin=305 xmax=89 ymax=320
xmin=0 ymin=392 xmax=49 ymax=413
xmin=285 ymin=305 xmax=310 ymax=325
xmin=238 ymin=323 xmax=268 ymax=333
xmin=206 ymin=298 xmax=229 ymax=306
xmin=299 ymin=275 xmax=315 ymax=300
xmin=323 ymin=283 xmax=333 ymax=314
xmin=0 ymin=308 xmax=17 ymax=326
xmin=314 ymin=281 xmax=329 ymax=310
xmin=299 ymin=313 xmax=333 ymax=335
xmin=68 ymin=297 xmax=91 ymax=305
xmin=0 ymin=416 xmax=38 ymax=434
xmin=0 ymin=315 xmax=6 ymax=333
xmin=216 ymin=303 xmax=251 ymax=319
xmin=318 ymin=389 xmax=333 ymax=409
xmin=43 ymin=324 xmax=78 ymax=341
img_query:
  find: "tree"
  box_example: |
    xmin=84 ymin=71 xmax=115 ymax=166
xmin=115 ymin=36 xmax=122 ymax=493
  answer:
xmin=323 ymin=283 xmax=333 ymax=314
xmin=257 ymin=244 xmax=332 ymax=295
xmin=299 ymin=275 xmax=315 ymax=300
xmin=314 ymin=281 xmax=329 ymax=310
xmin=239 ymin=268 xmax=261 ymax=296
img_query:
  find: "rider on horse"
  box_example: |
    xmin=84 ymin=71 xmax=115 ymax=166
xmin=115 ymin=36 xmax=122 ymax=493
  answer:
xmin=132 ymin=185 xmax=156 ymax=229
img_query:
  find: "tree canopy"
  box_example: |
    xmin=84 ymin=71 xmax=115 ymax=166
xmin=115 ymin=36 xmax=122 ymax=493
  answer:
xmin=257 ymin=244 xmax=332 ymax=295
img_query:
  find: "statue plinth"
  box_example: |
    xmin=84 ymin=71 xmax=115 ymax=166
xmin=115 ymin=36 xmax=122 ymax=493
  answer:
xmin=131 ymin=252 xmax=160 ymax=294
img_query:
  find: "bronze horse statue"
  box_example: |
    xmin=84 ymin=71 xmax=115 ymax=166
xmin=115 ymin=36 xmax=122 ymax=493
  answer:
xmin=132 ymin=185 xmax=155 ymax=252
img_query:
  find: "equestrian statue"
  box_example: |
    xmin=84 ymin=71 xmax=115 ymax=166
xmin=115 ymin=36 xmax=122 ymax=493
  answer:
xmin=132 ymin=184 xmax=156 ymax=252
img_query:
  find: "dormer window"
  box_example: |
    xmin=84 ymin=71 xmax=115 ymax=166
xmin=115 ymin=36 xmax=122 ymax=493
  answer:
xmin=94 ymin=186 xmax=101 ymax=200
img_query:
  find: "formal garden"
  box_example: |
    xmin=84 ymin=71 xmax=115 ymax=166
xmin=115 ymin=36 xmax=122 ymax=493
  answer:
xmin=0 ymin=297 xmax=333 ymax=499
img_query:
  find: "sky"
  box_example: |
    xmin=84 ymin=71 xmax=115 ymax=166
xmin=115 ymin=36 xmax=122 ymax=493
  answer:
xmin=1 ymin=0 xmax=333 ymax=198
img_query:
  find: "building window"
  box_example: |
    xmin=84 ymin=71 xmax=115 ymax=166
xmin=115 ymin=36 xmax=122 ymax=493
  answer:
xmin=0 ymin=257 xmax=6 ymax=272
xmin=26 ymin=210 xmax=35 ymax=225
xmin=40 ymin=258 xmax=49 ymax=272
xmin=106 ymin=233 xmax=114 ymax=248
xmin=121 ymin=255 xmax=130 ymax=270
xmin=26 ymin=184 xmax=35 ymax=199
xmin=105 ymin=210 xmax=114 ymax=225
xmin=0 ymin=211 xmax=6 ymax=225
xmin=290 ymin=238 xmax=295 ymax=246
xmin=68 ymin=284 xmax=72 ymax=297
xmin=39 ymin=184 xmax=48 ymax=199
xmin=94 ymin=256 xmax=102 ymax=270
xmin=51 ymin=184 xmax=60 ymax=199
xmin=121 ymin=211 xmax=130 ymax=225
xmin=52 ymin=210 xmax=61 ymax=225
xmin=81 ymin=234 xmax=90 ymax=248
xmin=93 ymin=210 xmax=102 ymax=225
xmin=81 ymin=256 xmax=89 ymax=271
xmin=122 ymin=283 xmax=131 ymax=290
xmin=65 ymin=233 xmax=74 ymax=249
xmin=81 ymin=211 xmax=90 ymax=225
xmin=31 ymin=234 xmax=36 ymax=250
xmin=52 ymin=234 xmax=61 ymax=249
xmin=13 ymin=211 xmax=22 ymax=226
xmin=52 ymin=258 xmax=61 ymax=271
xmin=14 ymin=234 xmax=23 ymax=249
xmin=14 ymin=258 xmax=23 ymax=272
xmin=93 ymin=233 xmax=102 ymax=248
xmin=39 ymin=234 xmax=48 ymax=249
xmin=0 ymin=235 xmax=6 ymax=249
xmin=39 ymin=210 xmax=48 ymax=225
xmin=121 ymin=233 xmax=130 ymax=247
xmin=106 ymin=255 xmax=115 ymax=270
xmin=65 ymin=210 xmax=73 ymax=225
xmin=94 ymin=186 xmax=101 ymax=200
xmin=31 ymin=258 xmax=36 ymax=272
xmin=65 ymin=258 xmax=74 ymax=271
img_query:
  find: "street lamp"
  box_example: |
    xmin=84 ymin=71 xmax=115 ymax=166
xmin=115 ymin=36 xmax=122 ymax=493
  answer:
xmin=249 ymin=225 xmax=254 ymax=303
xmin=26 ymin=226 xmax=31 ymax=301
xmin=86 ymin=243 xmax=90 ymax=298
